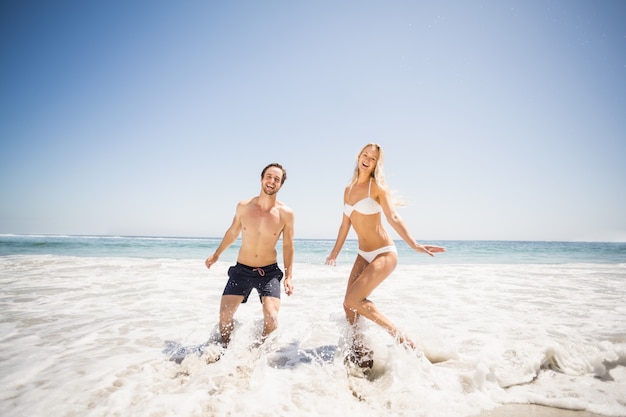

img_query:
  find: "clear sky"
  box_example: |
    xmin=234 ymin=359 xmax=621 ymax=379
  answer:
xmin=1 ymin=0 xmax=625 ymax=242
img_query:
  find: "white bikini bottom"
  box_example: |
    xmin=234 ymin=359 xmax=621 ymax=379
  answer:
xmin=358 ymin=245 xmax=397 ymax=263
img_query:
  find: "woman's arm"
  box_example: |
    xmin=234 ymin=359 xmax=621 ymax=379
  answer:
xmin=377 ymin=185 xmax=444 ymax=257
xmin=326 ymin=188 xmax=352 ymax=265
xmin=326 ymin=215 xmax=351 ymax=265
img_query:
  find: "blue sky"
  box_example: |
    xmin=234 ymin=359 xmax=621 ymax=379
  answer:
xmin=1 ymin=0 xmax=625 ymax=242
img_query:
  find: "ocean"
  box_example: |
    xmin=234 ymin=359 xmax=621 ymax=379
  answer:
xmin=1 ymin=234 xmax=625 ymax=417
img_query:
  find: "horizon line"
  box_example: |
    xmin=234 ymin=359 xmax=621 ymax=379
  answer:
xmin=1 ymin=233 xmax=624 ymax=244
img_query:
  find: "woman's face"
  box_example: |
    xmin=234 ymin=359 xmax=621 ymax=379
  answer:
xmin=358 ymin=146 xmax=379 ymax=174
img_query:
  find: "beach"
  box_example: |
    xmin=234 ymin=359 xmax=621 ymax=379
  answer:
xmin=1 ymin=236 xmax=624 ymax=417
xmin=477 ymin=404 xmax=605 ymax=417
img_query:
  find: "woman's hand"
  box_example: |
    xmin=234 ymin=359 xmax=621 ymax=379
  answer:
xmin=417 ymin=244 xmax=445 ymax=257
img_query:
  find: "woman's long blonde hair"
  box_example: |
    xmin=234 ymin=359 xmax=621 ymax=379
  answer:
xmin=349 ymin=143 xmax=405 ymax=206
xmin=349 ymin=143 xmax=387 ymax=188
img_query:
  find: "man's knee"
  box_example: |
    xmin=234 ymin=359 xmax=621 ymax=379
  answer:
xmin=220 ymin=295 xmax=242 ymax=318
xmin=262 ymin=296 xmax=280 ymax=311
xmin=265 ymin=317 xmax=278 ymax=331
xmin=262 ymin=299 xmax=279 ymax=328
xmin=263 ymin=308 xmax=279 ymax=324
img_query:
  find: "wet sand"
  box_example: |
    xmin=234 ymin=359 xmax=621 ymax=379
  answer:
xmin=476 ymin=404 xmax=606 ymax=417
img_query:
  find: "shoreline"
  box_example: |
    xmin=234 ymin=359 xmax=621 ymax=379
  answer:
xmin=475 ymin=404 xmax=606 ymax=417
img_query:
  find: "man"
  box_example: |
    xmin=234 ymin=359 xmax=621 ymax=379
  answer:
xmin=205 ymin=163 xmax=294 ymax=347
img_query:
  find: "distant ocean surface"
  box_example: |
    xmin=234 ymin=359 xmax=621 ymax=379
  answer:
xmin=1 ymin=234 xmax=625 ymax=417
xmin=1 ymin=234 xmax=625 ymax=264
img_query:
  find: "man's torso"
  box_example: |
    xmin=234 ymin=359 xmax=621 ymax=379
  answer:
xmin=237 ymin=197 xmax=286 ymax=267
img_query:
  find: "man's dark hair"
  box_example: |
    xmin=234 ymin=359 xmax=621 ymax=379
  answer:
xmin=261 ymin=163 xmax=287 ymax=185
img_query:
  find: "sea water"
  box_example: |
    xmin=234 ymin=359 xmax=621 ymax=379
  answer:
xmin=1 ymin=235 xmax=625 ymax=417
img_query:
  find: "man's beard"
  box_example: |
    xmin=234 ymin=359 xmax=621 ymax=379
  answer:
xmin=263 ymin=185 xmax=278 ymax=196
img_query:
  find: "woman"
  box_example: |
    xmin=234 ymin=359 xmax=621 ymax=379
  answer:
xmin=326 ymin=143 xmax=444 ymax=366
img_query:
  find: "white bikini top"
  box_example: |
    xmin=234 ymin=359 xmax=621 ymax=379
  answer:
xmin=343 ymin=179 xmax=382 ymax=217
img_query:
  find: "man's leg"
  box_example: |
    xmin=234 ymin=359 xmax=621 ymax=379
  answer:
xmin=260 ymin=296 xmax=280 ymax=342
xmin=219 ymin=295 xmax=244 ymax=347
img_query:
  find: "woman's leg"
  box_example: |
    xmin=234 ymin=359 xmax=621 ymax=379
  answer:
xmin=344 ymin=251 xmax=415 ymax=348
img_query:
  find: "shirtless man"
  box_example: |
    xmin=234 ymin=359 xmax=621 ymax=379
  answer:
xmin=205 ymin=163 xmax=294 ymax=347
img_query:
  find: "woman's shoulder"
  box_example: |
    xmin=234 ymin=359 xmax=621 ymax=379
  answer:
xmin=370 ymin=179 xmax=390 ymax=194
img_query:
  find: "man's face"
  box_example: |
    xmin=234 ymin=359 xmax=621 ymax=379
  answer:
xmin=261 ymin=167 xmax=284 ymax=196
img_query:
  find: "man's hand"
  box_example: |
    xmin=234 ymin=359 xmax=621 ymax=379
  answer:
xmin=205 ymin=254 xmax=218 ymax=269
xmin=283 ymin=277 xmax=294 ymax=296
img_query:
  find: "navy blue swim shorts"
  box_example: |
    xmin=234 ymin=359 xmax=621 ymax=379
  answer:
xmin=222 ymin=262 xmax=283 ymax=303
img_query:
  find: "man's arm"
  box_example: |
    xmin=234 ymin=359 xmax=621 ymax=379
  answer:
xmin=205 ymin=203 xmax=243 ymax=269
xmin=281 ymin=208 xmax=295 ymax=296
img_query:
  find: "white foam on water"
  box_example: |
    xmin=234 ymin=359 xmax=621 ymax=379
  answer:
xmin=1 ymin=255 xmax=624 ymax=417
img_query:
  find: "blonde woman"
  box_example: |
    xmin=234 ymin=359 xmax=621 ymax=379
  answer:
xmin=326 ymin=143 xmax=444 ymax=367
